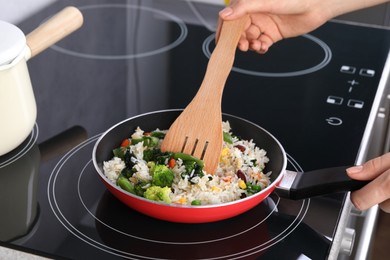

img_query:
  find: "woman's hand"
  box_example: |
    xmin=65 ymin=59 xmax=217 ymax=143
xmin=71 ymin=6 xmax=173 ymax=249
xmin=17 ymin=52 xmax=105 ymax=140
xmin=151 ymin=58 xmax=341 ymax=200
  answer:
xmin=347 ymin=153 xmax=390 ymax=212
xmin=218 ymin=0 xmax=389 ymax=54
xmin=218 ymin=0 xmax=331 ymax=53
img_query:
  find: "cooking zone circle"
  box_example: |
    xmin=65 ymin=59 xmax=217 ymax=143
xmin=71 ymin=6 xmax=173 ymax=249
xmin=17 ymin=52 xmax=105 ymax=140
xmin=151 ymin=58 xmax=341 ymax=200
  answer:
xmin=203 ymin=33 xmax=332 ymax=77
xmin=49 ymin=4 xmax=188 ymax=60
xmin=47 ymin=134 xmax=310 ymax=259
xmin=0 ymin=123 xmax=38 ymax=168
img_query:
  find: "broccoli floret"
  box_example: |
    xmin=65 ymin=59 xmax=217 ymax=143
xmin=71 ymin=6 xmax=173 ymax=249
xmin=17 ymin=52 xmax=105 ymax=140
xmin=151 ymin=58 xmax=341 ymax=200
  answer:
xmin=151 ymin=164 xmax=174 ymax=187
xmin=144 ymin=186 xmax=172 ymax=203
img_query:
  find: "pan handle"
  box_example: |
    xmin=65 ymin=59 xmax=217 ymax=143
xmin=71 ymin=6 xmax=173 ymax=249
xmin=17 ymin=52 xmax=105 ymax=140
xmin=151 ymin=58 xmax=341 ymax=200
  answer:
xmin=275 ymin=166 xmax=369 ymax=200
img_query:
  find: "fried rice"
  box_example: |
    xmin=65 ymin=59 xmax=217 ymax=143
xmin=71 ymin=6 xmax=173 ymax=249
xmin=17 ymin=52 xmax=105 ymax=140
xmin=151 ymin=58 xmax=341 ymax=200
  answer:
xmin=103 ymin=121 xmax=271 ymax=205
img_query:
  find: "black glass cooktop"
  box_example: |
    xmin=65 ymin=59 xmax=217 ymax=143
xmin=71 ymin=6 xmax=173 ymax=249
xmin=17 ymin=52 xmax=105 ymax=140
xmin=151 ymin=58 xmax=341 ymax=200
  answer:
xmin=1 ymin=0 xmax=390 ymax=259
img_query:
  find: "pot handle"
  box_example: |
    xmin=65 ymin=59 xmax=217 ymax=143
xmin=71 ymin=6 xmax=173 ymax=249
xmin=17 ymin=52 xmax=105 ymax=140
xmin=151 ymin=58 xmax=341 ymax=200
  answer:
xmin=25 ymin=6 xmax=83 ymax=60
xmin=275 ymin=166 xmax=369 ymax=200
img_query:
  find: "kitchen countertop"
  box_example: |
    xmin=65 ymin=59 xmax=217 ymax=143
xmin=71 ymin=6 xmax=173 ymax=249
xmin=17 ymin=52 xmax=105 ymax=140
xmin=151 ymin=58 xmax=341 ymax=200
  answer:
xmin=0 ymin=246 xmax=50 ymax=260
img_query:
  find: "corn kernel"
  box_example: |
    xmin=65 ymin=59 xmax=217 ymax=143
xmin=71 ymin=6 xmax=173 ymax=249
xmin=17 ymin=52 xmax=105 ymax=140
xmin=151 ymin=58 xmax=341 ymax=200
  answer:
xmin=221 ymin=148 xmax=230 ymax=157
xmin=239 ymin=180 xmax=247 ymax=189
xmin=212 ymin=186 xmax=221 ymax=192
xmin=220 ymin=148 xmax=231 ymax=163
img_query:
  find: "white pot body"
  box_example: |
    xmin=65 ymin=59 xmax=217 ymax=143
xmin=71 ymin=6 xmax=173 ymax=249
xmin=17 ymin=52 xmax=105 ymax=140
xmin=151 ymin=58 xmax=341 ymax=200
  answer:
xmin=0 ymin=50 xmax=37 ymax=156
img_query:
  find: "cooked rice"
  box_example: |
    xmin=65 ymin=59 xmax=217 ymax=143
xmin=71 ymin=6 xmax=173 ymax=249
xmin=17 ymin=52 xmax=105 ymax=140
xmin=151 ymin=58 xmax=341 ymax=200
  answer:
xmin=103 ymin=121 xmax=270 ymax=205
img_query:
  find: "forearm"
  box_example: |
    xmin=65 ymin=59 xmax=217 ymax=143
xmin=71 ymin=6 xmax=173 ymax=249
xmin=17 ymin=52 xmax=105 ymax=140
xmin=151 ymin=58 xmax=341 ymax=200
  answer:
xmin=316 ymin=0 xmax=390 ymax=20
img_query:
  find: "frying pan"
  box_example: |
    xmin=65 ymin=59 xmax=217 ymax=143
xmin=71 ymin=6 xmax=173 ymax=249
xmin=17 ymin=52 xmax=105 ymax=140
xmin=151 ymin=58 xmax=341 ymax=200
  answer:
xmin=92 ymin=109 xmax=367 ymax=223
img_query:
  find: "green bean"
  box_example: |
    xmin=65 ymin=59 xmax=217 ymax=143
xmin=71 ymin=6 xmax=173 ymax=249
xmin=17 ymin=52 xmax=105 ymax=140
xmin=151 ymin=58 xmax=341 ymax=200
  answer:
xmin=173 ymin=152 xmax=204 ymax=167
xmin=223 ymin=132 xmax=233 ymax=144
xmin=117 ymin=175 xmax=135 ymax=194
xmin=132 ymin=136 xmax=159 ymax=147
xmin=151 ymin=131 xmax=166 ymax=139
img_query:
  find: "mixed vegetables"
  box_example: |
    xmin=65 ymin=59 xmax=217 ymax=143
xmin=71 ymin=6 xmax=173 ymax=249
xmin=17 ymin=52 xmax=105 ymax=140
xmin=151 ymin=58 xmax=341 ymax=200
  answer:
xmin=104 ymin=124 xmax=270 ymax=206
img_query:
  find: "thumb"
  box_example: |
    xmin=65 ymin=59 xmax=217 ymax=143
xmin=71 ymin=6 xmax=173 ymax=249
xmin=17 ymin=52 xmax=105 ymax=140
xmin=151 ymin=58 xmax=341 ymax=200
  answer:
xmin=346 ymin=152 xmax=390 ymax=180
xmin=219 ymin=0 xmax=265 ymax=20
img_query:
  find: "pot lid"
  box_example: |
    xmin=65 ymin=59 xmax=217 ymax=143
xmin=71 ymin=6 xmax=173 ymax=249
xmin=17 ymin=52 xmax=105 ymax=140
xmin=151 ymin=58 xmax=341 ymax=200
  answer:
xmin=0 ymin=21 xmax=26 ymax=66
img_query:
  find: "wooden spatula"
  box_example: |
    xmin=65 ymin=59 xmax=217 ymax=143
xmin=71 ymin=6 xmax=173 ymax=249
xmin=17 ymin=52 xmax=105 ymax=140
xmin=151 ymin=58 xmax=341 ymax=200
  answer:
xmin=161 ymin=15 xmax=249 ymax=174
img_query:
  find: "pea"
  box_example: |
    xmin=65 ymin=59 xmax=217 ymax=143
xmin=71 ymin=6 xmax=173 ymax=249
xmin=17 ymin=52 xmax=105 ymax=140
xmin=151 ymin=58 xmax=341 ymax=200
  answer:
xmin=191 ymin=200 xmax=202 ymax=206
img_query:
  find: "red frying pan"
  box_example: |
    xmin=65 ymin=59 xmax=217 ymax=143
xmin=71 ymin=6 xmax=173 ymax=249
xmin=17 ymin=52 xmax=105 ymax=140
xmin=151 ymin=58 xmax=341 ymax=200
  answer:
xmin=92 ymin=109 xmax=366 ymax=223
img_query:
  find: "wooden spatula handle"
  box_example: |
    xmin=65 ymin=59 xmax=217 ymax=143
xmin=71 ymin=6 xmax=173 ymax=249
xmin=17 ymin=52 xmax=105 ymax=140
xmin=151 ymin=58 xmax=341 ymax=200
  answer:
xmin=193 ymin=15 xmax=249 ymax=103
xmin=215 ymin=15 xmax=249 ymax=56
xmin=26 ymin=6 xmax=83 ymax=59
xmin=161 ymin=15 xmax=249 ymax=174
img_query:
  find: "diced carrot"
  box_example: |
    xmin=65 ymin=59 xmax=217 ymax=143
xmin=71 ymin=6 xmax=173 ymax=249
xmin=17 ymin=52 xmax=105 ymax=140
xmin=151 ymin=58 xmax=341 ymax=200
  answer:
xmin=168 ymin=158 xmax=175 ymax=168
xmin=178 ymin=198 xmax=187 ymax=204
xmin=120 ymin=138 xmax=130 ymax=147
xmin=223 ymin=176 xmax=232 ymax=182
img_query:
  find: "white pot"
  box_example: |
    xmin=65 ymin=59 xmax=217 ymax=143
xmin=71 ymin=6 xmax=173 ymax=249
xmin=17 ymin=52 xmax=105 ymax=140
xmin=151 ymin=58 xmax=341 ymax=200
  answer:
xmin=0 ymin=6 xmax=83 ymax=156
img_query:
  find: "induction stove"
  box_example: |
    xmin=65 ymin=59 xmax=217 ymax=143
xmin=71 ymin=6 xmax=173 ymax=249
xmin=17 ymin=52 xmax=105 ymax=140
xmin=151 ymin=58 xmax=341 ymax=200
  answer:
xmin=1 ymin=0 xmax=390 ymax=259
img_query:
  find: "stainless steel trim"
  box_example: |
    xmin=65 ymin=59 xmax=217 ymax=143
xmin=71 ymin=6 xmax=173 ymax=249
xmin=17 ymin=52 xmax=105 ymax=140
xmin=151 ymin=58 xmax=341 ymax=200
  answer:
xmin=277 ymin=170 xmax=297 ymax=190
xmin=354 ymin=206 xmax=380 ymax=260
xmin=356 ymin=50 xmax=390 ymax=165
xmin=329 ymin=50 xmax=390 ymax=259
xmin=329 ymin=193 xmax=353 ymax=259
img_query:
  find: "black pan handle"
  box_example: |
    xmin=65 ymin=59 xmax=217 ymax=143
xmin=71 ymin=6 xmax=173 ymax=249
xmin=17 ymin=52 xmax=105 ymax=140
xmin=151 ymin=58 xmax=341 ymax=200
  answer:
xmin=275 ymin=166 xmax=369 ymax=200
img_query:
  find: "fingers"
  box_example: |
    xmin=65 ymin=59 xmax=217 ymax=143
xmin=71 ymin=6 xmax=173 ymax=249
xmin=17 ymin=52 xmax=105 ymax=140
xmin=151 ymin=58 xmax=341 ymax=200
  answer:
xmin=236 ymin=33 xmax=273 ymax=53
xmin=217 ymin=0 xmax=283 ymax=55
xmin=255 ymin=34 xmax=274 ymax=53
xmin=239 ymin=24 xmax=263 ymax=52
xmin=347 ymin=152 xmax=390 ymax=211
xmin=246 ymin=24 xmax=261 ymax=39
xmin=349 ymin=168 xmax=390 ymax=211
xmin=216 ymin=13 xmax=274 ymax=54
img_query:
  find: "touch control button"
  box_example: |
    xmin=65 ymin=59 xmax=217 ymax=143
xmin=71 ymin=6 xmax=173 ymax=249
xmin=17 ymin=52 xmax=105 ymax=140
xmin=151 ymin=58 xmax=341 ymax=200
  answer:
xmin=359 ymin=68 xmax=375 ymax=77
xmin=340 ymin=65 xmax=356 ymax=74
xmin=347 ymin=99 xmax=364 ymax=109
xmin=326 ymin=117 xmax=343 ymax=126
xmin=327 ymin=96 xmax=343 ymax=105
